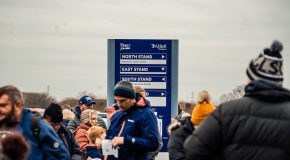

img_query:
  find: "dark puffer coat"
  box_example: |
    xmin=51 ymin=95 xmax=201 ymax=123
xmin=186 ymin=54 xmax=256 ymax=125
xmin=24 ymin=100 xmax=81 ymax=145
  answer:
xmin=168 ymin=117 xmax=194 ymax=160
xmin=58 ymin=124 xmax=82 ymax=160
xmin=184 ymin=80 xmax=290 ymax=160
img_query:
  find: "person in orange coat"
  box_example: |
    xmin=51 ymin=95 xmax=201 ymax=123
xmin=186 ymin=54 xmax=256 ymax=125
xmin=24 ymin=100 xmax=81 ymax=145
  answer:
xmin=191 ymin=90 xmax=216 ymax=126
xmin=74 ymin=109 xmax=99 ymax=152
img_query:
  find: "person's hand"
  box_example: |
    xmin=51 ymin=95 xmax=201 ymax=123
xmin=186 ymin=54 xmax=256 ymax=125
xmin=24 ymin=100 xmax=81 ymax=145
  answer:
xmin=112 ymin=137 xmax=124 ymax=149
xmin=95 ymin=138 xmax=102 ymax=150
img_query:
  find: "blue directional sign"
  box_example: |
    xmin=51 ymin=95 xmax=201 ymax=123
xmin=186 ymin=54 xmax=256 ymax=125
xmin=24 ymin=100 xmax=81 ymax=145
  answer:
xmin=120 ymin=53 xmax=167 ymax=65
xmin=120 ymin=76 xmax=166 ymax=82
xmin=146 ymin=90 xmax=166 ymax=97
xmin=108 ymin=39 xmax=178 ymax=152
xmin=121 ymin=53 xmax=166 ymax=59
xmin=120 ymin=66 xmax=167 ymax=74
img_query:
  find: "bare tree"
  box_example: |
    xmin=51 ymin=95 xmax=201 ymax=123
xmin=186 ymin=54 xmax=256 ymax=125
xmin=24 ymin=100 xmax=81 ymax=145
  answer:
xmin=219 ymin=84 xmax=247 ymax=103
xmin=59 ymin=97 xmax=79 ymax=109
xmin=77 ymin=91 xmax=97 ymax=99
xmin=23 ymin=92 xmax=56 ymax=108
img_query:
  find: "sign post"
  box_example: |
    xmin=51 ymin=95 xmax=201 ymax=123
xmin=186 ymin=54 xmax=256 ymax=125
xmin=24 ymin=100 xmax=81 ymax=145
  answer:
xmin=108 ymin=39 xmax=178 ymax=151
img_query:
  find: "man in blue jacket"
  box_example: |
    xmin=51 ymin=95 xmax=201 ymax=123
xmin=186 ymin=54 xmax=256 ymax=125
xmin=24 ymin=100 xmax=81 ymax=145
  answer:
xmin=43 ymin=103 xmax=82 ymax=160
xmin=106 ymin=81 xmax=159 ymax=160
xmin=0 ymin=85 xmax=70 ymax=160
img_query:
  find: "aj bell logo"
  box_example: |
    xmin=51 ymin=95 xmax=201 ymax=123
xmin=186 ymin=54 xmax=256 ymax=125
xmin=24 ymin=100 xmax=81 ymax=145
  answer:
xmin=120 ymin=43 xmax=131 ymax=51
xmin=151 ymin=44 xmax=167 ymax=50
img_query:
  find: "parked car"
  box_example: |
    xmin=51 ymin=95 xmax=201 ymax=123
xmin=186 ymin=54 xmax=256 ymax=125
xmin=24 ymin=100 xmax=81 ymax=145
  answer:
xmin=28 ymin=108 xmax=45 ymax=119
xmin=97 ymin=112 xmax=108 ymax=127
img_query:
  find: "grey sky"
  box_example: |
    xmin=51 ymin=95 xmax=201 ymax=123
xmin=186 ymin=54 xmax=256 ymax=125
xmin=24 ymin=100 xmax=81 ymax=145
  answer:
xmin=0 ymin=0 xmax=289 ymax=102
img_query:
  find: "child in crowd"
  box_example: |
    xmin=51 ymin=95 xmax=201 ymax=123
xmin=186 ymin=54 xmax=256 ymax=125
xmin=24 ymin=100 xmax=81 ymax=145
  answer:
xmin=62 ymin=108 xmax=75 ymax=126
xmin=85 ymin=126 xmax=106 ymax=160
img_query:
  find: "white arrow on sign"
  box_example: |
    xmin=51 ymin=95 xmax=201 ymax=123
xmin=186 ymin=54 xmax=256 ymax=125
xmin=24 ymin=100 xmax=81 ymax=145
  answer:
xmin=162 ymin=77 xmax=166 ymax=81
xmin=161 ymin=55 xmax=165 ymax=59
xmin=161 ymin=92 xmax=165 ymax=96
xmin=161 ymin=67 xmax=165 ymax=71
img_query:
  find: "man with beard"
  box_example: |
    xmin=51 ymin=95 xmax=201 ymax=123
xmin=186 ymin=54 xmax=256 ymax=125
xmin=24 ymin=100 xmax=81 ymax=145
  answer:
xmin=0 ymin=85 xmax=70 ymax=160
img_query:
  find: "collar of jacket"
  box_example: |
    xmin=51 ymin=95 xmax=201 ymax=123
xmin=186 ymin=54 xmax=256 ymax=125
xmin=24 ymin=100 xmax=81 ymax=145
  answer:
xmin=17 ymin=108 xmax=30 ymax=133
xmin=124 ymin=98 xmax=149 ymax=114
xmin=182 ymin=116 xmax=195 ymax=132
xmin=244 ymin=80 xmax=290 ymax=102
xmin=79 ymin=123 xmax=90 ymax=130
xmin=73 ymin=106 xmax=81 ymax=118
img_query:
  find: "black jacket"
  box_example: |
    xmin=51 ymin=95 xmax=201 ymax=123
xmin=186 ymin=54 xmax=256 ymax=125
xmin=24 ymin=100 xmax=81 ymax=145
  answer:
xmin=58 ymin=124 xmax=83 ymax=160
xmin=184 ymin=81 xmax=290 ymax=160
xmin=168 ymin=117 xmax=194 ymax=160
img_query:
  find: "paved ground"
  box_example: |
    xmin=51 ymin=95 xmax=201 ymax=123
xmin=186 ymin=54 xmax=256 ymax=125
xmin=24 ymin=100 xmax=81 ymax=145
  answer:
xmin=156 ymin=152 xmax=169 ymax=160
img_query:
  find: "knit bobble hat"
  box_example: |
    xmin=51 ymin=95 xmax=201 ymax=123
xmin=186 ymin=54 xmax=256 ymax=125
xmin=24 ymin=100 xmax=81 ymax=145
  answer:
xmin=246 ymin=40 xmax=284 ymax=86
xmin=43 ymin=103 xmax=63 ymax=123
xmin=114 ymin=81 xmax=136 ymax=99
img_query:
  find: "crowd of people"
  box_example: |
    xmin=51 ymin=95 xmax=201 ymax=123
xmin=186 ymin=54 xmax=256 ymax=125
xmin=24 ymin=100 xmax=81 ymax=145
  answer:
xmin=0 ymin=81 xmax=161 ymax=160
xmin=0 ymin=40 xmax=290 ymax=160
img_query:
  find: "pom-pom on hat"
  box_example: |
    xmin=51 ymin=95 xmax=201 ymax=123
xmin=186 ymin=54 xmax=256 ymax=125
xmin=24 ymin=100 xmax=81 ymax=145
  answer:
xmin=246 ymin=40 xmax=284 ymax=86
xmin=114 ymin=81 xmax=136 ymax=99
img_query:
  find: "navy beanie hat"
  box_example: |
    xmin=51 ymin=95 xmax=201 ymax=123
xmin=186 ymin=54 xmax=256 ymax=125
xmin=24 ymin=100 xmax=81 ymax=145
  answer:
xmin=43 ymin=103 xmax=63 ymax=123
xmin=114 ymin=81 xmax=136 ymax=99
xmin=246 ymin=40 xmax=284 ymax=86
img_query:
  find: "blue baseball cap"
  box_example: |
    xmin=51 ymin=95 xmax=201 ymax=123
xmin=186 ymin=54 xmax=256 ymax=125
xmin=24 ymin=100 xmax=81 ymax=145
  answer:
xmin=79 ymin=96 xmax=96 ymax=106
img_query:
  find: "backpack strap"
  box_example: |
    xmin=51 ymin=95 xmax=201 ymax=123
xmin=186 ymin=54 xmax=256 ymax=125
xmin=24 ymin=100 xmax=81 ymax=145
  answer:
xmin=30 ymin=114 xmax=42 ymax=148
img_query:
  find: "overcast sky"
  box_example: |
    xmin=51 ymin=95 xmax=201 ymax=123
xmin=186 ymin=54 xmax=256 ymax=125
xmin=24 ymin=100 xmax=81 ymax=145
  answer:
xmin=0 ymin=0 xmax=289 ymax=102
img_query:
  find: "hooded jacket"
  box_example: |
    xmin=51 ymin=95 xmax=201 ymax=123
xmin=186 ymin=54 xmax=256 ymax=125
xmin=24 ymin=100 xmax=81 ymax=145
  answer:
xmin=106 ymin=98 xmax=159 ymax=160
xmin=74 ymin=123 xmax=90 ymax=152
xmin=18 ymin=108 xmax=70 ymax=160
xmin=191 ymin=101 xmax=215 ymax=126
xmin=184 ymin=80 xmax=290 ymax=160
